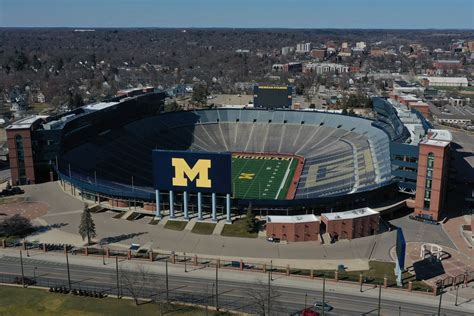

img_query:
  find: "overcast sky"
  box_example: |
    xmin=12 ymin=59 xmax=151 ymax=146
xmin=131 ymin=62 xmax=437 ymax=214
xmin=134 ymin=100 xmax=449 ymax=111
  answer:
xmin=1 ymin=0 xmax=473 ymax=29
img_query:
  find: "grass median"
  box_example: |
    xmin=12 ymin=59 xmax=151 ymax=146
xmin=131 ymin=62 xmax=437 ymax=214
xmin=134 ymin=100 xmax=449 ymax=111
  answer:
xmin=0 ymin=285 xmax=228 ymax=316
xmin=221 ymin=218 xmax=258 ymax=238
xmin=191 ymin=222 xmax=216 ymax=235
xmin=164 ymin=220 xmax=188 ymax=231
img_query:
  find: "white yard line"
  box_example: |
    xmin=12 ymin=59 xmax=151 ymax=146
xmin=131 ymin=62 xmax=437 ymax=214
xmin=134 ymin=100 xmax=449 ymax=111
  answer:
xmin=275 ymin=158 xmax=293 ymax=200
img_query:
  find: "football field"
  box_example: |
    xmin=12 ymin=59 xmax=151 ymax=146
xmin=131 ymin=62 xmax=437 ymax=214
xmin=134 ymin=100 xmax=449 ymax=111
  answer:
xmin=231 ymin=154 xmax=298 ymax=200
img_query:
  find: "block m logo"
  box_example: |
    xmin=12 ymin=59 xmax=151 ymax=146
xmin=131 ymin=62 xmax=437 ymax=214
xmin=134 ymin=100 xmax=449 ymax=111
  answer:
xmin=172 ymin=158 xmax=212 ymax=188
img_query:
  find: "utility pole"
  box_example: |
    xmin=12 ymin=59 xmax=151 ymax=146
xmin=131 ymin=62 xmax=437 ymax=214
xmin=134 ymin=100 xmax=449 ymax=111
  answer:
xmin=33 ymin=267 xmax=38 ymax=284
xmin=322 ymin=275 xmax=326 ymax=316
xmin=184 ymin=252 xmax=187 ymax=273
xmin=360 ymin=273 xmax=363 ymax=292
xmin=377 ymin=284 xmax=382 ymax=316
xmin=24 ymin=239 xmax=29 ymax=257
xmin=267 ymin=270 xmax=271 ymax=316
xmin=455 ymin=284 xmax=459 ymax=306
xmin=270 ymin=260 xmax=273 ymax=281
xmin=165 ymin=259 xmax=169 ymax=301
xmin=215 ymin=262 xmax=219 ymax=311
xmin=19 ymin=250 xmax=25 ymax=288
xmin=115 ymin=256 xmax=120 ymax=298
xmin=437 ymin=285 xmax=444 ymax=316
xmin=65 ymin=248 xmax=71 ymax=290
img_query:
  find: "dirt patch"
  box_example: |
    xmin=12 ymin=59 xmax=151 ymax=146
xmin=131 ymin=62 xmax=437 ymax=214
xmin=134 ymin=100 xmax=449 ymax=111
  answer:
xmin=0 ymin=201 xmax=49 ymax=220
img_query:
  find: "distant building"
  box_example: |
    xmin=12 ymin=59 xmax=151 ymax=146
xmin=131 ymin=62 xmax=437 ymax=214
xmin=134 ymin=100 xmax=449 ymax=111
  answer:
xmin=235 ymin=49 xmax=250 ymax=54
xmin=468 ymin=41 xmax=474 ymax=52
xmin=419 ymin=76 xmax=468 ymax=87
xmin=408 ymin=101 xmax=430 ymax=119
xmin=370 ymin=47 xmax=385 ymax=57
xmin=433 ymin=60 xmax=462 ymax=70
xmin=356 ymin=41 xmax=366 ymax=49
xmin=296 ymin=42 xmax=312 ymax=53
xmin=393 ymin=80 xmax=425 ymax=95
xmin=303 ymin=62 xmax=349 ymax=74
xmin=281 ymin=46 xmax=294 ymax=55
xmin=310 ymin=49 xmax=326 ymax=60
xmin=272 ymin=62 xmax=302 ymax=73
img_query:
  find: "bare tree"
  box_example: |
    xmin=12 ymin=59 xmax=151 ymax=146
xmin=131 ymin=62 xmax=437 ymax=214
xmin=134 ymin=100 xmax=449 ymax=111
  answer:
xmin=246 ymin=277 xmax=281 ymax=316
xmin=120 ymin=263 xmax=158 ymax=305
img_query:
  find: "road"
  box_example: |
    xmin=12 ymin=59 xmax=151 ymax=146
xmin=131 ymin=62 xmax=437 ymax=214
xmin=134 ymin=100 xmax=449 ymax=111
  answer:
xmin=0 ymin=255 xmax=468 ymax=316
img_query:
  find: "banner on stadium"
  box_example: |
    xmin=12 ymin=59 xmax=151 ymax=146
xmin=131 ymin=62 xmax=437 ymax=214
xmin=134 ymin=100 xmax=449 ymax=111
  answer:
xmin=152 ymin=150 xmax=232 ymax=194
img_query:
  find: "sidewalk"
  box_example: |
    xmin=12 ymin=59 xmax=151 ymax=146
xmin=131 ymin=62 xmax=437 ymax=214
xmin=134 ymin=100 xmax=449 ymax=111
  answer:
xmin=26 ymin=227 xmax=371 ymax=271
xmin=443 ymin=215 xmax=473 ymax=260
xmin=0 ymin=248 xmax=472 ymax=314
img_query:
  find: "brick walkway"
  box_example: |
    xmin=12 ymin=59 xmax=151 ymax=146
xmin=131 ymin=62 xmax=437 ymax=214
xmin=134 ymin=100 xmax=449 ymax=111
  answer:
xmin=400 ymin=242 xmax=473 ymax=287
xmin=442 ymin=215 xmax=473 ymax=260
xmin=0 ymin=201 xmax=49 ymax=220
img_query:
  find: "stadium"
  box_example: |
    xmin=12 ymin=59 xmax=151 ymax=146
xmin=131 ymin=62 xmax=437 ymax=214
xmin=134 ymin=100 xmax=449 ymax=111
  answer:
xmin=8 ymin=89 xmax=450 ymax=231
xmin=55 ymin=103 xmax=399 ymax=214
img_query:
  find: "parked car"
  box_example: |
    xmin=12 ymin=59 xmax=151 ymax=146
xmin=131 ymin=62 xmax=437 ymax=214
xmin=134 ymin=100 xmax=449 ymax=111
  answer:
xmin=313 ymin=302 xmax=333 ymax=312
xmin=129 ymin=243 xmax=140 ymax=255
xmin=267 ymin=237 xmax=281 ymax=243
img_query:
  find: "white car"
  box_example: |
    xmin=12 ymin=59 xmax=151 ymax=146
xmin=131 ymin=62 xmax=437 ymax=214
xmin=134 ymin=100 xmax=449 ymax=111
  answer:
xmin=313 ymin=302 xmax=333 ymax=312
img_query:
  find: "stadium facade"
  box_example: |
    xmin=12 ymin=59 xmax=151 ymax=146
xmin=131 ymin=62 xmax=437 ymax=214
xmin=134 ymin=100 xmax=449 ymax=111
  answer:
xmin=6 ymin=91 xmax=452 ymax=239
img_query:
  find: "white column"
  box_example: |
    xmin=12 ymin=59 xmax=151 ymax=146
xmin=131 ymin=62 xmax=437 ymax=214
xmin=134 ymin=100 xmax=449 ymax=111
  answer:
xmin=155 ymin=189 xmax=161 ymax=219
xmin=211 ymin=193 xmax=217 ymax=222
xmin=226 ymin=193 xmax=231 ymax=223
xmin=183 ymin=191 xmax=189 ymax=220
xmin=197 ymin=192 xmax=203 ymax=220
xmin=169 ymin=190 xmax=175 ymax=218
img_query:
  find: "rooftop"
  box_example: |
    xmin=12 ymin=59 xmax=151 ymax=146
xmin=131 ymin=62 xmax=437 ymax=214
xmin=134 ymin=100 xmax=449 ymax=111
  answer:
xmin=83 ymin=101 xmax=120 ymax=111
xmin=7 ymin=115 xmax=48 ymax=130
xmin=394 ymin=80 xmax=422 ymax=88
xmin=420 ymin=139 xmax=450 ymax=148
xmin=322 ymin=207 xmax=378 ymax=221
xmin=428 ymin=129 xmax=452 ymax=142
xmin=420 ymin=76 xmax=468 ymax=84
xmin=267 ymin=214 xmax=320 ymax=224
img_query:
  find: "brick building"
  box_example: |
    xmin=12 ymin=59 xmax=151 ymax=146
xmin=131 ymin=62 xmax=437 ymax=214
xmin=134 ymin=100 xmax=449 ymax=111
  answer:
xmin=266 ymin=214 xmax=320 ymax=242
xmin=6 ymin=116 xmax=47 ymax=185
xmin=310 ymin=49 xmax=326 ymax=60
xmin=414 ymin=130 xmax=451 ymax=221
xmin=408 ymin=101 xmax=430 ymax=119
xmin=321 ymin=207 xmax=379 ymax=241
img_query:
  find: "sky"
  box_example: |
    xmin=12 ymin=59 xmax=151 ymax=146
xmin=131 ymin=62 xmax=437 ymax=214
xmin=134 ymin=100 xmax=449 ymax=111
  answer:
xmin=0 ymin=0 xmax=473 ymax=29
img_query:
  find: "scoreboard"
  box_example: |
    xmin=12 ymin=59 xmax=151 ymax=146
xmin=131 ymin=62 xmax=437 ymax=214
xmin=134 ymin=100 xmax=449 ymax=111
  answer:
xmin=253 ymin=85 xmax=292 ymax=109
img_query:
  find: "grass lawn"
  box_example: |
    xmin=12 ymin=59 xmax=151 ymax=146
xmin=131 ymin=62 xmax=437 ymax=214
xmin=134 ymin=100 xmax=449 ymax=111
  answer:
xmin=0 ymin=285 xmax=227 ymax=316
xmin=112 ymin=212 xmax=124 ymax=219
xmin=31 ymin=102 xmax=52 ymax=114
xmin=221 ymin=218 xmax=258 ymax=238
xmin=310 ymin=261 xmax=432 ymax=292
xmin=191 ymin=222 xmax=216 ymax=235
xmin=164 ymin=220 xmax=188 ymax=231
xmin=148 ymin=218 xmax=160 ymax=225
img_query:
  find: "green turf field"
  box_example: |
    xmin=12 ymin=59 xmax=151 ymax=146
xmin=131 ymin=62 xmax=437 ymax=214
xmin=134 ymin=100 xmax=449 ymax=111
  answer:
xmin=231 ymin=154 xmax=298 ymax=200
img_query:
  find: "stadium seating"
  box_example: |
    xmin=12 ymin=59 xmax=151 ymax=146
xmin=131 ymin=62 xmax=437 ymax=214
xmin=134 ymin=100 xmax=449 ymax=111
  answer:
xmin=60 ymin=108 xmax=393 ymax=200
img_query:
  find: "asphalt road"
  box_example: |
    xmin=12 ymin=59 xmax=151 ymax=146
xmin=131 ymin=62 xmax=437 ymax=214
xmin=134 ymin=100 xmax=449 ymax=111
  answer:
xmin=0 ymin=255 xmax=466 ymax=316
